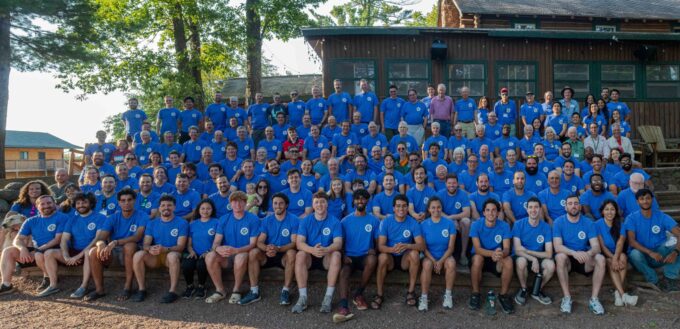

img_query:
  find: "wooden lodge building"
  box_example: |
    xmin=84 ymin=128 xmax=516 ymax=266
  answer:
xmin=302 ymin=0 xmax=680 ymax=138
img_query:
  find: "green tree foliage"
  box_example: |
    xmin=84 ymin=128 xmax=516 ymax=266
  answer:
xmin=322 ymin=0 xmax=419 ymax=26
xmin=406 ymin=4 xmax=438 ymax=27
xmin=1 ymin=0 xmax=100 ymax=178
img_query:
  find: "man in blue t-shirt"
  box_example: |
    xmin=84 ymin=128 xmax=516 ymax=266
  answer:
xmin=205 ymin=92 xmax=228 ymax=131
xmin=178 ymin=96 xmax=204 ymax=144
xmin=0 ymin=195 xmax=68 ymax=296
xmin=468 ymin=199 xmax=514 ymax=314
xmin=204 ymin=191 xmax=260 ymax=305
xmin=156 ymin=96 xmax=181 ymax=136
xmin=334 ymin=190 xmax=379 ymax=322
xmin=88 ymin=188 xmax=147 ymax=300
xmin=328 ymin=79 xmax=353 ymax=124
xmin=502 ymin=171 xmax=537 ymax=226
xmin=512 ymin=197 xmax=555 ymax=306
xmin=580 ymin=173 xmax=615 ymax=220
xmin=43 ymin=193 xmax=106 ymax=298
xmin=376 ymin=194 xmax=425 ymax=309
xmin=85 ymin=130 xmax=116 ymax=164
xmin=625 ymin=189 xmax=680 ymax=291
xmin=291 ymin=192 xmax=343 ymax=314
xmin=553 ymin=195 xmax=606 ymax=315
xmin=121 ymin=97 xmax=147 ymax=142
xmin=242 ymin=193 xmax=298 ymax=305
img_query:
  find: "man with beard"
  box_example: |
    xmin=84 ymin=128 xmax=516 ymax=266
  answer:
xmin=502 ymin=171 xmax=537 ymax=225
xmin=524 ymin=156 xmax=548 ymax=194
xmin=372 ymin=174 xmax=398 ymax=220
xmin=512 ymin=197 xmax=555 ymax=306
xmin=115 ymin=164 xmax=138 ymax=192
xmin=333 ymin=190 xmax=380 ymax=323
xmin=205 ymin=91 xmax=227 ymax=131
xmin=553 ymin=195 xmax=606 ymax=315
xmin=318 ymin=158 xmax=341 ymax=193
xmin=241 ymin=193 xmax=298 ymax=305
xmin=332 ymin=121 xmax=360 ymax=158
xmin=538 ymin=171 xmax=570 ymax=225
xmin=583 ymin=154 xmax=617 ymax=195
xmin=489 ymin=157 xmax=513 ymax=195
xmin=291 ymin=192 xmax=343 ymax=314
xmin=209 ymin=175 xmax=233 ymax=218
xmin=171 ymin=174 xmax=201 ymax=221
xmin=494 ymin=124 xmax=520 ymax=158
xmin=338 ymin=145 xmax=357 ymax=175
xmin=625 ymin=189 xmax=680 ymax=292
xmin=437 ymin=174 xmax=472 ymax=266
xmin=343 ymin=154 xmax=377 ymax=194
xmin=470 ymin=173 xmax=502 ymax=221
xmin=422 ymin=143 xmax=447 ymax=176
xmin=406 ymin=166 xmax=436 ymax=222
xmin=375 ymin=194 xmax=425 ymax=309
xmin=88 ymin=189 xmax=148 ymax=301
xmin=560 ymin=160 xmax=585 ymax=196
xmin=205 ymin=192 xmax=260 ymax=305
xmin=43 ymin=193 xmax=106 ymax=298
xmin=613 ymin=153 xmax=653 ymax=192
xmin=459 ymin=154 xmax=481 ymax=193
xmin=85 ymin=130 xmax=116 ymax=165
xmin=468 ymin=199 xmax=514 ymax=315
xmin=95 ymin=175 xmax=120 ymax=217
xmin=131 ymin=195 xmax=188 ymax=303
xmin=617 ymin=173 xmax=660 ymax=218
xmin=580 ymin=174 xmax=615 ymax=220
xmin=135 ymin=174 xmax=160 ymax=218
xmin=263 ymin=159 xmax=288 ymax=194
xmin=554 ymin=142 xmax=582 ymax=177
xmin=80 ymin=151 xmax=116 ymax=184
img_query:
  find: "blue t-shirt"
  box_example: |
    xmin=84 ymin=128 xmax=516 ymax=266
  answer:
xmin=179 ymin=109 xmax=203 ymax=132
xmin=372 ymin=191 xmax=397 ymax=216
xmin=489 ymin=170 xmax=514 ymax=194
xmin=261 ymin=213 xmax=299 ymax=247
xmin=545 ymin=114 xmax=568 ymax=136
xmin=63 ymin=212 xmax=107 ymax=250
xmin=354 ymin=92 xmax=380 ymax=124
xmin=455 ymin=98 xmax=476 ymax=122
xmin=102 ymin=210 xmax=149 ymax=241
xmin=9 ymin=203 xmax=37 ymax=218
xmin=328 ymin=92 xmax=353 ymax=123
xmin=380 ymin=97 xmax=406 ymax=129
xmin=401 ymin=101 xmax=428 ymax=125
xmin=351 ymin=123 xmax=369 ymax=140
xmin=122 ymin=109 xmax=147 ymax=135
xmin=248 ymin=103 xmax=271 ymax=130
xmin=520 ymin=102 xmax=542 ymax=124
xmin=361 ymin=133 xmax=388 ymax=154
xmin=282 ymin=188 xmax=312 ymax=217
xmin=469 ymin=219 xmax=511 ymax=254
xmin=623 ymin=210 xmax=678 ymax=250
xmin=134 ymin=142 xmax=159 ymax=166
xmin=157 ymin=107 xmax=181 ymax=134
xmin=579 ymin=190 xmax=616 ymax=220
xmin=525 ymin=172 xmax=548 ymax=194
xmin=406 ymin=185 xmax=436 ymax=214
xmin=342 ymin=213 xmax=380 ymax=257
xmin=379 ymin=215 xmax=422 ymax=255
xmin=468 ymin=137 xmax=493 ymax=156
xmin=437 ymin=189 xmax=470 ymax=216
xmin=205 ymin=103 xmax=228 ymax=130
xmin=135 ymin=192 xmax=161 ymax=216
xmin=617 ymin=188 xmax=660 ymax=218
xmin=263 ymin=171 xmax=288 ymax=194
xmin=484 ymin=123 xmax=502 ymax=141
xmin=469 ymin=191 xmax=501 ymax=216
xmin=234 ymin=138 xmax=255 ymax=159
xmin=306 ymin=97 xmax=328 ymax=125
xmin=493 ymin=100 xmax=517 ymax=125
xmin=538 ymin=188 xmax=570 ymax=220
xmin=332 ymin=133 xmax=360 ymax=157
xmin=421 ymin=218 xmax=457 ymax=259
xmin=553 ymin=215 xmax=597 ymax=252
xmin=19 ymin=212 xmax=69 ymax=247
xmin=561 ymin=174 xmax=585 ymax=195
xmin=613 ymin=169 xmax=650 ymax=190
xmin=258 ymin=139 xmax=282 ymax=160
xmin=182 ymin=139 xmax=207 ymax=163
xmin=145 ymin=216 xmax=189 ymax=248
xmin=172 ymin=190 xmax=201 ymax=217
xmin=85 ymin=143 xmax=117 ymax=163
xmin=217 ymin=212 xmax=260 ymax=248
xmin=513 ymin=217 xmax=552 ymax=252
xmin=298 ymin=214 xmax=342 ymax=248
xmin=189 ymin=218 xmax=219 ymax=255
xmin=208 ymin=192 xmax=232 ymax=218
xmin=303 ymin=135 xmax=330 ymax=160
xmin=388 ymin=134 xmax=419 ymax=154
xmin=595 ymin=218 xmax=622 ymax=254
xmin=607 ymin=101 xmax=631 ymax=119
xmin=502 ymin=189 xmax=537 ymax=219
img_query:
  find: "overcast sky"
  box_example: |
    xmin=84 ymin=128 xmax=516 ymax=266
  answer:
xmin=7 ymin=0 xmax=436 ymax=147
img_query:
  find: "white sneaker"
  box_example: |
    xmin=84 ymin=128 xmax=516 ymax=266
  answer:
xmin=417 ymin=295 xmax=428 ymax=312
xmin=292 ymin=296 xmax=308 ymax=314
xmin=614 ymin=290 xmax=624 ymax=307
xmin=442 ymin=294 xmax=453 ymax=309
xmin=589 ymin=297 xmax=605 ymax=315
xmin=560 ymin=296 xmax=572 ymax=314
xmin=622 ymin=293 xmax=638 ymax=306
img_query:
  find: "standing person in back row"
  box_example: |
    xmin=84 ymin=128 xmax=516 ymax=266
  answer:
xmin=429 ymin=83 xmax=454 ymax=138
xmin=354 ymin=79 xmax=379 ymax=126
xmin=494 ymin=88 xmax=517 ymax=136
xmin=454 ymin=86 xmax=477 ymax=139
xmin=121 ymin=98 xmax=147 ymax=143
xmin=179 ymin=97 xmax=203 ymax=144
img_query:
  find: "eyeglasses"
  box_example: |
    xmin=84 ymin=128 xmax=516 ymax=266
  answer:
xmin=290 ymin=93 xmax=298 ymax=96
xmin=397 ymin=147 xmax=405 ymax=151
xmin=257 ymin=186 xmax=267 ymax=189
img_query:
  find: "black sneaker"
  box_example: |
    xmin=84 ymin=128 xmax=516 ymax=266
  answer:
xmin=131 ymin=290 xmax=147 ymax=302
xmin=468 ymin=293 xmax=481 ymax=310
xmin=37 ymin=277 xmax=50 ymax=291
xmin=514 ymin=288 xmax=527 ymax=306
xmin=183 ymin=285 xmax=195 ymax=299
xmin=0 ymin=284 xmax=15 ymax=295
xmin=499 ymin=294 xmax=515 ymax=314
xmin=160 ymin=292 xmax=179 ymax=304
xmin=194 ymin=286 xmax=206 ymax=299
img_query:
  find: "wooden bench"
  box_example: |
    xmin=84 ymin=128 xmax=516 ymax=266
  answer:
xmin=637 ymin=126 xmax=680 ymax=167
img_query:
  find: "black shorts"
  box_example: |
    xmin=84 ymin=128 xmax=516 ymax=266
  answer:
xmin=468 ymin=256 xmax=502 ymax=277
xmin=346 ymin=255 xmax=367 ymax=272
xmin=263 ymin=252 xmax=286 ymax=269
xmin=30 ymin=246 xmax=59 ymax=254
xmin=310 ymin=255 xmax=325 ymax=271
xmin=569 ymin=255 xmax=593 ymax=277
xmin=392 ymin=254 xmax=407 ymax=272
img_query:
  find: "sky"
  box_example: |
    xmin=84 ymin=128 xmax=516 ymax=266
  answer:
xmin=6 ymin=0 xmax=436 ymax=147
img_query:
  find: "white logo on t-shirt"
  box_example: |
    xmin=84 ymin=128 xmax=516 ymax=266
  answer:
xmin=195 ymin=146 xmax=201 ymax=151
xmin=171 ymin=228 xmax=179 ymax=237
xmin=578 ymin=231 xmax=586 ymax=240
xmin=367 ymin=97 xmax=372 ymax=102
xmin=129 ymin=224 xmax=137 ymax=232
xmin=455 ymin=202 xmax=462 ymax=209
xmin=183 ymin=200 xmax=190 ymax=207
xmin=495 ymin=131 xmax=500 ymax=136
xmin=281 ymin=228 xmax=290 ymax=237
xmin=536 ymin=235 xmax=545 ymax=244
xmin=504 ymin=178 xmax=510 ymax=185
xmin=280 ymin=179 xmax=287 ymax=185
xmin=317 ymin=143 xmax=323 ymax=148
xmin=297 ymin=200 xmax=304 ymax=207
xmin=171 ymin=113 xmax=176 ymax=117
xmin=560 ymin=200 xmax=566 ymax=207
xmin=208 ymin=228 xmax=215 ymax=236
xmin=403 ymin=230 xmax=411 ymax=238
xmin=494 ymin=235 xmax=502 ymax=243
xmin=442 ymin=229 xmax=449 ymax=238
xmin=272 ymin=146 xmax=278 ymax=151
xmin=342 ymin=98 xmax=347 ymax=102
xmin=365 ymin=224 xmax=373 ymax=233
xmin=87 ymin=223 xmax=96 ymax=230
xmin=244 ymin=146 xmax=250 ymax=150
xmin=47 ymin=224 xmax=56 ymax=232
xmin=651 ymin=225 xmax=661 ymax=234
xmin=346 ymin=140 xmax=351 ymax=145
xmin=240 ymin=227 xmax=249 ymax=235
xmin=307 ymin=181 xmax=313 ymax=187
xmin=536 ymin=180 xmax=543 ymax=187
xmin=376 ymin=141 xmax=381 ymax=146
xmin=192 ymin=114 xmax=197 ymax=118
xmin=322 ymin=228 xmax=331 ymax=236
xmin=423 ymin=197 xmax=429 ymax=205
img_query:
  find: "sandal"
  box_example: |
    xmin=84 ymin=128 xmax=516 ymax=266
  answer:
xmin=84 ymin=291 xmax=106 ymax=301
xmin=405 ymin=291 xmax=417 ymax=306
xmin=116 ymin=289 xmax=132 ymax=302
xmin=370 ymin=295 xmax=384 ymax=310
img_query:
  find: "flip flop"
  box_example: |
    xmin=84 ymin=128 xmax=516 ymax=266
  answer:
xmin=116 ymin=289 xmax=132 ymax=302
xmin=84 ymin=291 xmax=106 ymax=301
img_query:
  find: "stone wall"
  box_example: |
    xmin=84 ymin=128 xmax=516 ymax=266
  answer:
xmin=644 ymin=168 xmax=680 ymax=191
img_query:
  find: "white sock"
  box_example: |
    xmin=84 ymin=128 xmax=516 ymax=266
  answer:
xmin=299 ymin=288 xmax=307 ymax=297
xmin=251 ymin=286 xmax=259 ymax=294
xmin=282 ymin=286 xmax=289 ymax=292
xmin=325 ymin=287 xmax=335 ymax=297
xmin=445 ymin=289 xmax=452 ymax=296
xmin=421 ymin=294 xmax=428 ymax=299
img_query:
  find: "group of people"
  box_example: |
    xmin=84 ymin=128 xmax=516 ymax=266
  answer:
xmin=0 ymin=80 xmax=678 ymax=323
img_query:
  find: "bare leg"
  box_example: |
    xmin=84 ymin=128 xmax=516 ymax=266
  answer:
xmin=205 ymin=252 xmax=225 ymax=294
xmin=376 ymin=253 xmax=393 ymax=296
xmin=283 ymin=249 xmax=296 ymax=289
xmin=80 ymin=248 xmax=91 ymax=289
xmin=420 ymin=258 xmax=433 ymax=295
xmin=470 ymin=254 xmax=484 ymax=293
xmin=591 ymin=254 xmax=606 ymax=299
xmin=0 ymin=247 xmax=20 ymax=285
xmin=247 ymin=249 xmax=263 ymax=288
xmin=166 ymin=252 xmax=180 ymax=293
xmin=500 ymin=256 xmax=514 ymax=295
xmin=541 ymin=259 xmax=556 ymax=289
xmin=555 ymin=253 xmax=571 ymax=297
xmin=325 ymin=251 xmax=342 ymax=288
xmin=295 ymin=251 xmax=311 ymax=289
xmin=123 ymin=243 xmax=137 ymax=290
xmin=88 ymin=248 xmax=105 ymax=293
xmin=515 ymin=257 xmax=528 ymax=289
xmin=405 ymin=250 xmax=420 ymax=293
xmin=232 ymin=253 xmax=248 ymax=292
xmin=444 ymin=257 xmax=456 ymax=291
xmin=44 ymin=250 xmax=62 ymax=288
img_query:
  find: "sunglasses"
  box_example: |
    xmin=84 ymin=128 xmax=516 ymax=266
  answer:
xmin=397 ymin=148 xmax=405 ymax=151
xmin=290 ymin=93 xmax=298 ymax=96
xmin=125 ymin=158 xmax=135 ymax=161
xmin=257 ymin=186 xmax=267 ymax=189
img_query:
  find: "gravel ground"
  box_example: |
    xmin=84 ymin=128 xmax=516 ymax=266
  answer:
xmin=1 ymin=275 xmax=679 ymax=329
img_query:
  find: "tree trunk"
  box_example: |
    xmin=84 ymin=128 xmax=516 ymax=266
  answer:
xmin=171 ymin=3 xmax=190 ymax=86
xmin=245 ymin=0 xmax=262 ymax=106
xmin=0 ymin=11 xmax=10 ymax=179
xmin=188 ymin=18 xmax=205 ymax=111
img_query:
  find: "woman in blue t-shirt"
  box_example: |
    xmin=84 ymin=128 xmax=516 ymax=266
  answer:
xmin=327 ymin=178 xmax=351 ymax=220
xmin=7 ymin=180 xmax=50 ymax=218
xmin=596 ymin=200 xmax=638 ymax=307
xmin=183 ymin=199 xmax=219 ymax=299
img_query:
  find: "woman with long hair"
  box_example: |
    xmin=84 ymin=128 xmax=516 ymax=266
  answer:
xmin=418 ymin=196 xmax=457 ymax=312
xmin=581 ymin=94 xmax=596 ymax=118
xmin=183 ymin=199 xmax=219 ymax=299
xmin=583 ymin=103 xmax=607 ymax=136
xmin=609 ymin=109 xmax=631 ymax=138
xmin=246 ymin=179 xmax=271 ymax=218
xmin=476 ymin=96 xmax=491 ymax=125
xmin=300 ymin=159 xmax=317 ymax=192
xmin=596 ymin=200 xmax=637 ymax=306
xmin=79 ymin=166 xmax=101 ymax=195
xmin=7 ymin=180 xmax=51 ymax=218
xmin=327 ymin=178 xmax=351 ymax=220
xmin=59 ymin=183 xmax=81 ymax=215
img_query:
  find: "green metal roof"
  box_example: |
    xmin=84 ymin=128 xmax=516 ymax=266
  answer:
xmin=5 ymin=130 xmax=81 ymax=149
xmin=302 ymin=27 xmax=680 ymax=41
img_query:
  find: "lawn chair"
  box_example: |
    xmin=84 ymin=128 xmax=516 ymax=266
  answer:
xmin=637 ymin=125 xmax=680 ymax=167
